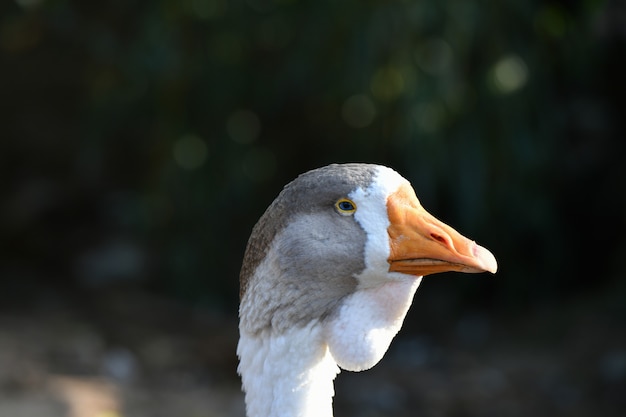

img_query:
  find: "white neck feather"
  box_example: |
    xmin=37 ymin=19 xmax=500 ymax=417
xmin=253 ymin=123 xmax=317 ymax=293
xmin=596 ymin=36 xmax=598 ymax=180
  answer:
xmin=238 ymin=322 xmax=340 ymax=417
xmin=326 ymin=277 xmax=421 ymax=372
xmin=238 ymin=276 xmax=421 ymax=417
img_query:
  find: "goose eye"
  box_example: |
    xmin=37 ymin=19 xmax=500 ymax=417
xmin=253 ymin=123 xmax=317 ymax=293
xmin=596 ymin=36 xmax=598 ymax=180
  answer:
xmin=335 ymin=198 xmax=356 ymax=215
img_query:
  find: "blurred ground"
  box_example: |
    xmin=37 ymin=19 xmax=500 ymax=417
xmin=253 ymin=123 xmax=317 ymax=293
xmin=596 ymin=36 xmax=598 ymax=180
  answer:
xmin=0 ymin=287 xmax=624 ymax=417
xmin=0 ymin=291 xmax=244 ymax=417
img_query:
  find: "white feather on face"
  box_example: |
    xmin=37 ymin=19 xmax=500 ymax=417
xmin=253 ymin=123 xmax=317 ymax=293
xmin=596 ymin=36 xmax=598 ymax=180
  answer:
xmin=349 ymin=165 xmax=414 ymax=288
xmin=324 ymin=166 xmax=422 ymax=371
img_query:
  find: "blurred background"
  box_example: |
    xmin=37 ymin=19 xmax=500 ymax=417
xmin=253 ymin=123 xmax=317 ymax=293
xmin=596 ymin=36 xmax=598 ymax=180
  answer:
xmin=1 ymin=0 xmax=625 ymax=415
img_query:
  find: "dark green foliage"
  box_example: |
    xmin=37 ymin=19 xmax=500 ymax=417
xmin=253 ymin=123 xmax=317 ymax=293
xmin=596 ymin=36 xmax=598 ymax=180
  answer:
xmin=0 ymin=0 xmax=624 ymax=315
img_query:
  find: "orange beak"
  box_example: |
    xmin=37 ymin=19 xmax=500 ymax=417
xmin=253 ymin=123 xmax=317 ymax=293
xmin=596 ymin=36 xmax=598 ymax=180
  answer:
xmin=387 ymin=184 xmax=497 ymax=276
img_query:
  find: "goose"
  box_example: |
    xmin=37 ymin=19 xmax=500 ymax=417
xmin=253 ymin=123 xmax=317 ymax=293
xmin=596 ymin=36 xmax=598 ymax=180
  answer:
xmin=237 ymin=163 xmax=497 ymax=417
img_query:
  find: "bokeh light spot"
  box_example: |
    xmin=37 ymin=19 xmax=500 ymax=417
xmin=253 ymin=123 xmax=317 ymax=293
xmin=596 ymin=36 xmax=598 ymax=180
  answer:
xmin=173 ymin=135 xmax=208 ymax=170
xmin=1 ymin=17 xmax=42 ymax=52
xmin=15 ymin=0 xmax=43 ymax=8
xmin=414 ymin=38 xmax=453 ymax=75
xmin=257 ymin=17 xmax=291 ymax=50
xmin=341 ymin=94 xmax=376 ymax=128
xmin=227 ymin=110 xmax=261 ymax=144
xmin=490 ymin=54 xmax=528 ymax=94
xmin=535 ymin=5 xmax=567 ymax=38
xmin=413 ymin=102 xmax=446 ymax=133
xmin=209 ymin=33 xmax=244 ymax=65
xmin=370 ymin=67 xmax=405 ymax=101
xmin=242 ymin=147 xmax=276 ymax=182
xmin=189 ymin=0 xmax=227 ymax=20
xmin=247 ymin=0 xmax=277 ymax=13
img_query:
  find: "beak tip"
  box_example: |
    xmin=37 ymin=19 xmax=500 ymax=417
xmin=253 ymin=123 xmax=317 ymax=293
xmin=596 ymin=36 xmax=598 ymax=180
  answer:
xmin=474 ymin=244 xmax=498 ymax=274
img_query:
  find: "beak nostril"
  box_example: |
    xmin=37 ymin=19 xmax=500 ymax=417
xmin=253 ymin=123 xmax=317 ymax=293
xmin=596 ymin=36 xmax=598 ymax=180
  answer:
xmin=430 ymin=233 xmax=447 ymax=245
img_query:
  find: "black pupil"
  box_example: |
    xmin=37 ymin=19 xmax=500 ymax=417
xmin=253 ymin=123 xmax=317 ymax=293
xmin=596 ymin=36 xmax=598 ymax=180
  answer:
xmin=339 ymin=201 xmax=353 ymax=211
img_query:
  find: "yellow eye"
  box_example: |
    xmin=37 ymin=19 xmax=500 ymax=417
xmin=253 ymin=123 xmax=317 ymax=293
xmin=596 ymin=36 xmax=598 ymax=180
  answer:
xmin=335 ymin=198 xmax=357 ymax=215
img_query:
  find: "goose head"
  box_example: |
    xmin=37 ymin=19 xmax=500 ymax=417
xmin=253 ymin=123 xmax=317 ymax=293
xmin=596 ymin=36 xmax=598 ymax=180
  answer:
xmin=237 ymin=163 xmax=497 ymax=417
